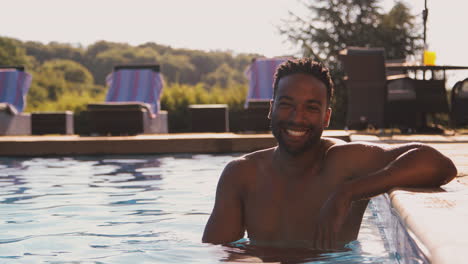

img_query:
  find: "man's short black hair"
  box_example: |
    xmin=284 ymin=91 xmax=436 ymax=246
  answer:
xmin=273 ymin=58 xmax=334 ymax=106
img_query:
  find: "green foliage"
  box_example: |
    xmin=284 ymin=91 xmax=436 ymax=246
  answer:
xmin=376 ymin=2 xmax=421 ymax=59
xmin=25 ymin=59 xmax=106 ymax=113
xmin=0 ymin=36 xmax=29 ymax=66
xmin=203 ymin=63 xmax=247 ymax=88
xmin=42 ymin=59 xmax=94 ymax=84
xmin=1 ymin=36 xmax=254 ymax=131
xmin=23 ymin=41 xmax=83 ymax=64
xmin=161 ymin=83 xmax=247 ymax=132
xmin=27 ymin=90 xmax=106 ymax=113
xmin=281 ymin=0 xmax=421 ymax=65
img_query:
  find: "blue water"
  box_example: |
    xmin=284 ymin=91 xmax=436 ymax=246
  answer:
xmin=0 ymin=154 xmax=398 ymax=263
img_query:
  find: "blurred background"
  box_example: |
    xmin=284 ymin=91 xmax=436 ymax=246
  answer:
xmin=1 ymin=0 xmax=467 ymax=130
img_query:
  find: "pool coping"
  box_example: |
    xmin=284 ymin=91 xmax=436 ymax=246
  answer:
xmin=351 ymin=134 xmax=468 ymax=264
xmin=0 ymin=130 xmax=349 ymax=156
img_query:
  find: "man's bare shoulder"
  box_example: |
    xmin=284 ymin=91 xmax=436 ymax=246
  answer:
xmin=321 ymin=137 xmax=347 ymax=150
xmin=321 ymin=141 xmax=390 ymax=179
xmin=242 ymin=147 xmax=275 ymax=162
xmin=327 ymin=140 xmax=425 ymax=156
xmin=221 ymin=147 xmax=275 ymax=179
xmin=326 ymin=140 xmax=388 ymax=156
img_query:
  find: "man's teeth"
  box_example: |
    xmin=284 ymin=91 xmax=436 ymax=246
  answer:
xmin=286 ymin=129 xmax=306 ymax=136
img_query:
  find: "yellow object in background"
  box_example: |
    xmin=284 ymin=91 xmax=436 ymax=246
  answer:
xmin=424 ymin=50 xmax=436 ymax=65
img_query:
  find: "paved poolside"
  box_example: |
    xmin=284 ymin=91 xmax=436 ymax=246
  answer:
xmin=0 ymin=130 xmax=349 ymax=156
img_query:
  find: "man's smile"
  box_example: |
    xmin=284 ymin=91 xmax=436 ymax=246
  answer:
xmin=285 ymin=128 xmax=309 ymax=137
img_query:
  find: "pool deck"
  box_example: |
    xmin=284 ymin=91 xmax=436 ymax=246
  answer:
xmin=352 ymin=133 xmax=468 ymax=264
xmin=0 ymin=130 xmax=349 ymax=156
xmin=2 ymin=131 xmax=468 ymax=263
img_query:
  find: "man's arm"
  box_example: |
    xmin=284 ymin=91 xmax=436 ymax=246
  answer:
xmin=341 ymin=142 xmax=456 ymax=197
xmin=202 ymin=159 xmax=246 ymax=244
xmin=314 ymin=142 xmax=457 ymax=249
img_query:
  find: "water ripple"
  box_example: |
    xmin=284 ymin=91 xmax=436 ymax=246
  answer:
xmin=110 ymin=198 xmax=157 ymax=206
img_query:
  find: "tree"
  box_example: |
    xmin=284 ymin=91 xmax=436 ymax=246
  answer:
xmin=41 ymin=59 xmax=94 ymax=85
xmin=376 ymin=2 xmax=421 ymax=59
xmin=281 ymin=0 xmax=421 ymax=65
xmin=0 ymin=36 xmax=29 ymax=66
xmin=203 ymin=63 xmax=247 ymax=88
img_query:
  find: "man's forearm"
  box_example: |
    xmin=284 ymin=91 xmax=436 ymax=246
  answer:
xmin=343 ymin=145 xmax=457 ymax=201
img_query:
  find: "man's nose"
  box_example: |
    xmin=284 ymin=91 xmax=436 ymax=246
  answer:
xmin=290 ymin=105 xmax=307 ymax=123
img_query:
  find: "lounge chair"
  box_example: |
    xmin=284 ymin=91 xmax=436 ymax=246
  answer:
xmin=242 ymin=57 xmax=289 ymax=132
xmin=339 ymin=47 xmax=419 ymax=131
xmin=86 ymin=65 xmax=168 ymax=135
xmin=0 ymin=67 xmax=32 ymax=135
xmin=451 ymin=78 xmax=468 ymax=127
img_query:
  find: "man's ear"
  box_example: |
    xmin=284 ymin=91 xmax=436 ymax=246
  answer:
xmin=268 ymin=100 xmax=274 ymax=120
xmin=324 ymin=107 xmax=332 ymax=127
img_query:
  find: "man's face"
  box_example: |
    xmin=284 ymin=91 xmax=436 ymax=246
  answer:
xmin=269 ymin=73 xmax=331 ymax=156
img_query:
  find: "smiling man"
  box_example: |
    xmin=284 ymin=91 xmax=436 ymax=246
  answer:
xmin=202 ymin=58 xmax=457 ymax=249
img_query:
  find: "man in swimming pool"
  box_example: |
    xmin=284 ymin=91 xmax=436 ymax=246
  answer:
xmin=202 ymin=58 xmax=457 ymax=250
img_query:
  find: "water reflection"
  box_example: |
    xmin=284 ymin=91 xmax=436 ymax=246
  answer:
xmin=0 ymin=158 xmax=30 ymax=197
xmin=84 ymin=156 xmax=165 ymax=194
xmin=223 ymin=244 xmax=346 ymax=263
xmin=93 ymin=156 xmax=163 ymax=182
xmin=0 ymin=154 xmax=398 ymax=263
xmin=220 ymin=240 xmax=392 ymax=264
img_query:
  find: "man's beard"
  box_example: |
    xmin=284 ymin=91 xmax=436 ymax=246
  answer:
xmin=271 ymin=119 xmax=323 ymax=156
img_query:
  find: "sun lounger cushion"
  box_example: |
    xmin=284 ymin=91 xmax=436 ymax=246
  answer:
xmin=0 ymin=69 xmax=32 ymax=112
xmin=245 ymin=58 xmax=288 ymax=106
xmin=105 ymin=68 xmax=163 ymax=115
xmin=87 ymin=102 xmax=155 ymax=118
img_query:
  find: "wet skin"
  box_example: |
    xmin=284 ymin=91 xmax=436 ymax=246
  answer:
xmin=202 ymin=73 xmax=457 ymax=249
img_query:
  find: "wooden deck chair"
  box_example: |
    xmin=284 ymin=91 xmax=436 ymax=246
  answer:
xmin=451 ymin=78 xmax=468 ymax=127
xmin=339 ymin=47 xmax=419 ymax=131
xmin=86 ymin=65 xmax=168 ymax=135
xmin=0 ymin=66 xmax=32 ymax=135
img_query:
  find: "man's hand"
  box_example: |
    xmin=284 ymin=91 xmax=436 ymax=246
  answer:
xmin=313 ymin=187 xmax=351 ymax=250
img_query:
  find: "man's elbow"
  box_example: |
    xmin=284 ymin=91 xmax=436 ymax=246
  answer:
xmin=438 ymin=157 xmax=457 ymax=186
xmin=423 ymin=145 xmax=458 ymax=186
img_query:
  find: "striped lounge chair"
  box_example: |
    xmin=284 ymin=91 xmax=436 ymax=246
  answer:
xmin=242 ymin=57 xmax=288 ymax=132
xmin=86 ymin=65 xmax=168 ymax=135
xmin=0 ymin=66 xmax=32 ymax=135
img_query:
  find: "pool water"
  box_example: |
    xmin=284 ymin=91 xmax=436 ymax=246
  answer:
xmin=0 ymin=154 xmax=398 ymax=263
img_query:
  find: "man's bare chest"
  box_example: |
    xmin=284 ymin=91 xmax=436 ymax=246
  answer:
xmin=243 ymin=170 xmax=338 ymax=240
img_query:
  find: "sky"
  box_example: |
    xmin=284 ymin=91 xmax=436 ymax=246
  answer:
xmin=1 ymin=0 xmax=467 ymax=86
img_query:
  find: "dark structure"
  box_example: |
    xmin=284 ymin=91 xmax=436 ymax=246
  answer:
xmin=86 ymin=103 xmax=167 ymax=136
xmin=31 ymin=111 xmax=74 ymax=135
xmin=451 ymin=78 xmax=468 ymax=127
xmin=189 ymin=104 xmax=229 ymax=132
xmin=339 ymin=47 xmax=419 ymax=130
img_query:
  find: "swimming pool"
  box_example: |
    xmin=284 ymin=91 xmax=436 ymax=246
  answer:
xmin=0 ymin=154 xmax=420 ymax=263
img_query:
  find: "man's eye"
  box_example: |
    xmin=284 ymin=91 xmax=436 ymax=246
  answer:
xmin=306 ymin=105 xmax=320 ymax=111
xmin=279 ymin=102 xmax=292 ymax=107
